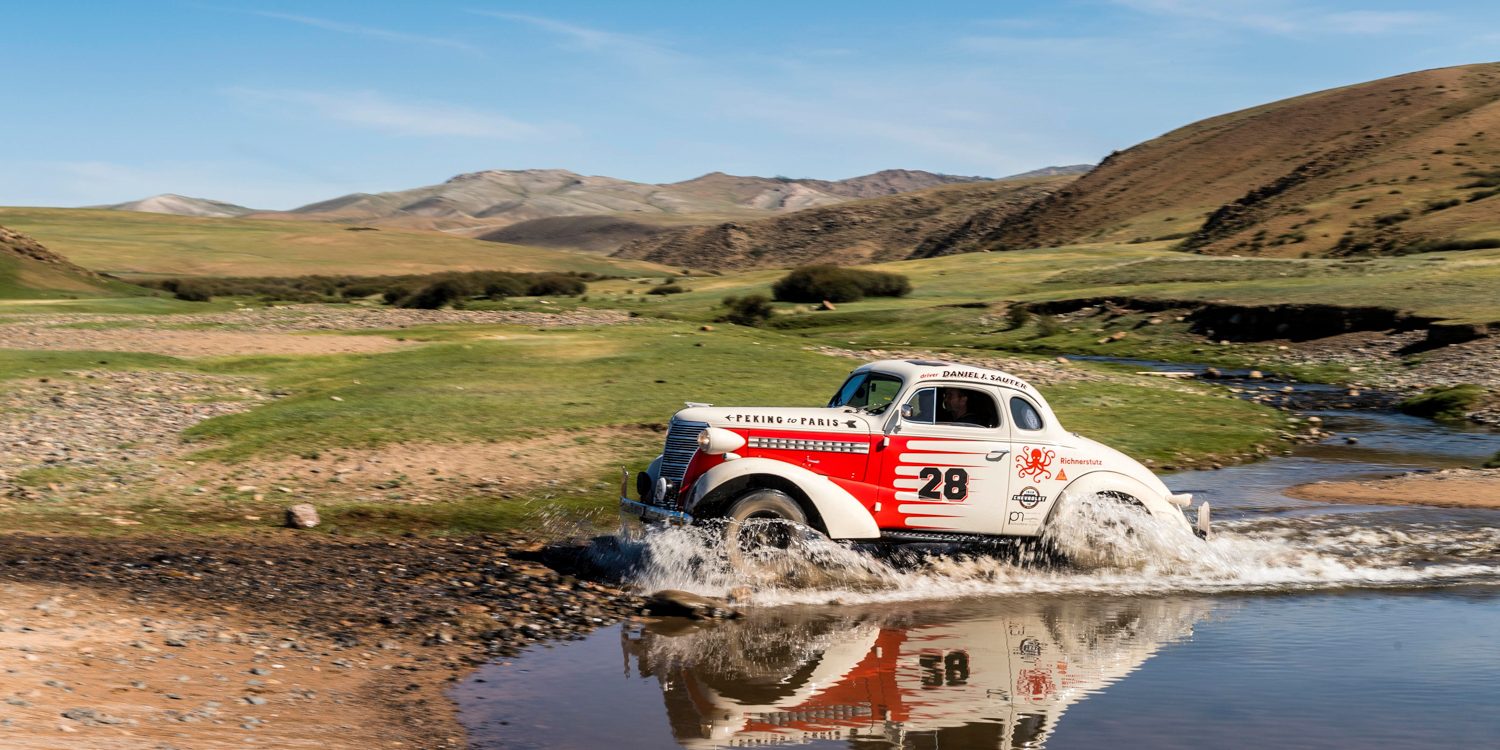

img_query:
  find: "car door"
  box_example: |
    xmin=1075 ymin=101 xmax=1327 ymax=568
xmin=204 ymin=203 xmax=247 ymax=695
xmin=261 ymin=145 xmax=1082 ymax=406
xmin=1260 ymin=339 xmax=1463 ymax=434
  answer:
xmin=875 ymin=383 xmax=1012 ymax=535
xmin=1001 ymin=392 xmax=1061 ymax=536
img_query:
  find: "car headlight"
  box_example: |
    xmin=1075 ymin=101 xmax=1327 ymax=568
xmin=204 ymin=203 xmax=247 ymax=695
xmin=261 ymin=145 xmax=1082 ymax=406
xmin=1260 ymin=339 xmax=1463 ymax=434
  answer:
xmin=697 ymin=427 xmax=746 ymax=455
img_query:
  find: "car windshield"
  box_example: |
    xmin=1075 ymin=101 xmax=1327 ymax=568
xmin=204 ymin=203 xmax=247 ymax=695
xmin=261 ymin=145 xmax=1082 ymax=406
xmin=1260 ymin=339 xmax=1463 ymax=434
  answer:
xmin=827 ymin=371 xmax=904 ymax=413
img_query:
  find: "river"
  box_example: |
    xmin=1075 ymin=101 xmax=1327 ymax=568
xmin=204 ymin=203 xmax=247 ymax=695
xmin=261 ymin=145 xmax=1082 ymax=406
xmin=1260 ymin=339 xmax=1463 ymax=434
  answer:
xmin=454 ymin=372 xmax=1500 ymax=749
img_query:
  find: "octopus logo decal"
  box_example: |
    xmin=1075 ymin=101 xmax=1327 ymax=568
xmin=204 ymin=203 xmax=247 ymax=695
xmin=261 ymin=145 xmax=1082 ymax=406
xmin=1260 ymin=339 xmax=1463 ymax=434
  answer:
xmin=1017 ymin=668 xmax=1055 ymax=702
xmin=1015 ymin=446 xmax=1056 ymax=481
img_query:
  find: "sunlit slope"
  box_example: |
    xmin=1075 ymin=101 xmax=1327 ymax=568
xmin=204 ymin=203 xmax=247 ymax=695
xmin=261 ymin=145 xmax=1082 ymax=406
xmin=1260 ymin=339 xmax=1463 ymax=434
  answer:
xmin=0 ymin=208 xmax=670 ymax=278
xmin=928 ymin=63 xmax=1500 ymax=257
xmin=0 ymin=224 xmax=146 ymax=299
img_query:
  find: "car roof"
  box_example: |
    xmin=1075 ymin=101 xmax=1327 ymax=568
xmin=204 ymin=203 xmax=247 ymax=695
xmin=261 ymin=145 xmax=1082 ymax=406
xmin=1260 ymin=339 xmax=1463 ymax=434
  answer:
xmin=852 ymin=358 xmax=1042 ymax=398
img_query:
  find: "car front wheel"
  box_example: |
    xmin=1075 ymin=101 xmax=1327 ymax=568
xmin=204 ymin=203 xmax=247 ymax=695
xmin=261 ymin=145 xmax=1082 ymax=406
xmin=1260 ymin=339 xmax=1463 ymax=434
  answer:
xmin=723 ymin=489 xmax=812 ymax=570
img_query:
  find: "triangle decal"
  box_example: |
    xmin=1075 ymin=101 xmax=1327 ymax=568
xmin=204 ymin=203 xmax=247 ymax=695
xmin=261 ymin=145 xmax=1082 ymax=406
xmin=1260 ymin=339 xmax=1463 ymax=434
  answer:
xmin=1056 ymin=468 xmax=1068 ymax=482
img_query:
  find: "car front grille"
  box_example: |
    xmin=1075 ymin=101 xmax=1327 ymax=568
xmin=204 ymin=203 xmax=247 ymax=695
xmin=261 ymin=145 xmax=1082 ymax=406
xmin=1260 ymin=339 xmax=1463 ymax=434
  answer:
xmin=658 ymin=419 xmax=708 ymax=508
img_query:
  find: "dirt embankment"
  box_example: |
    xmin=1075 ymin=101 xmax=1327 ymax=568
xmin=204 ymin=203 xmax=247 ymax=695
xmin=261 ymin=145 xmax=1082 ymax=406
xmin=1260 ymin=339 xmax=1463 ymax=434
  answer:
xmin=1288 ymin=468 xmax=1500 ymax=509
xmin=0 ymin=533 xmax=643 ymax=750
xmin=0 ymin=305 xmax=637 ymax=358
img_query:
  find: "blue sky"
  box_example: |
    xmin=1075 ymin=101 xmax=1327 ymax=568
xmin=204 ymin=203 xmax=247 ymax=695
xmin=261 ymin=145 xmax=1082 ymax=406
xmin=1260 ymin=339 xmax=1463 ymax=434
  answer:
xmin=4 ymin=1 xmax=1498 ymax=209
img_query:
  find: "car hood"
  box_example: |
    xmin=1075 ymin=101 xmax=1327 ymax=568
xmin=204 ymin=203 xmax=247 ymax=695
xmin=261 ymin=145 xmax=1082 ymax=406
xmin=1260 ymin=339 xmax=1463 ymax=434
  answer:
xmin=673 ymin=405 xmax=879 ymax=435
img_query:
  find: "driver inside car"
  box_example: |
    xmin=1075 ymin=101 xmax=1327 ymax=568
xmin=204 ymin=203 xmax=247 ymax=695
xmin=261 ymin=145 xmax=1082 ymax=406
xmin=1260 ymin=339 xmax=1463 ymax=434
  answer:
xmin=940 ymin=387 xmax=979 ymax=425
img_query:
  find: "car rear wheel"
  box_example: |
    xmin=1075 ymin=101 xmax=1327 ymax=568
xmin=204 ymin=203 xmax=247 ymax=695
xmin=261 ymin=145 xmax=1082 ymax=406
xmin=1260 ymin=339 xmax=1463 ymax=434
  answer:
xmin=723 ymin=489 xmax=811 ymax=570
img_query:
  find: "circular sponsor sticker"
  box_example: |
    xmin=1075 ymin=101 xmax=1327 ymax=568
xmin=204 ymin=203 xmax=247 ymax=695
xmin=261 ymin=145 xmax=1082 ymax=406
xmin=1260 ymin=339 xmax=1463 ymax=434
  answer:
xmin=1011 ymin=486 xmax=1044 ymax=509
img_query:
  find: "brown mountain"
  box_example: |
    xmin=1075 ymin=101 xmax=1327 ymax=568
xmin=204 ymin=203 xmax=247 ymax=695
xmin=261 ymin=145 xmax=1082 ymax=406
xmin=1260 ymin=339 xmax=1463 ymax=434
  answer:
xmin=920 ymin=62 xmax=1500 ymax=257
xmin=611 ymin=177 xmax=1072 ymax=270
xmin=269 ymin=168 xmax=998 ymax=234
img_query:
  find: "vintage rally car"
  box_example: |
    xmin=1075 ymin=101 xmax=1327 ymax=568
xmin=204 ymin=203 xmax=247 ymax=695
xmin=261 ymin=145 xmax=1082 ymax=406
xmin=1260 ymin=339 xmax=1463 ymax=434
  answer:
xmin=621 ymin=359 xmax=1209 ymax=545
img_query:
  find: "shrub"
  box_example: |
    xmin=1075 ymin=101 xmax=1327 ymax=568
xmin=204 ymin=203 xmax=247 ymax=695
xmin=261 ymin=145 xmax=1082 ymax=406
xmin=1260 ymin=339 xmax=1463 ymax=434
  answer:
xmin=1032 ymin=316 xmax=1063 ymax=338
xmin=171 ymin=280 xmax=213 ymax=302
xmin=525 ymin=274 xmax=586 ymax=296
xmin=1398 ymin=384 xmax=1486 ymax=422
xmin=647 ymin=283 xmax=685 ymax=295
xmin=1402 ymin=238 xmax=1500 ymax=254
xmin=1005 ymin=305 xmax=1032 ymax=330
xmin=1483 ymin=450 xmax=1500 ymax=469
xmin=771 ymin=265 xmax=911 ymax=303
xmin=139 ymin=269 xmax=591 ymax=305
xmin=482 ymin=275 xmax=529 ymax=298
xmin=718 ymin=294 xmax=774 ymax=327
xmin=397 ymin=279 xmax=467 ymax=309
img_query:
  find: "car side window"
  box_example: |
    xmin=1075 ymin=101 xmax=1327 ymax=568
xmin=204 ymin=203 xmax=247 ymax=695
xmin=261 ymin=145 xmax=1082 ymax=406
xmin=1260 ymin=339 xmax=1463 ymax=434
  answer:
xmin=936 ymin=386 xmax=1001 ymax=428
xmin=1010 ymin=396 xmax=1045 ymax=431
xmin=903 ymin=387 xmax=936 ymax=424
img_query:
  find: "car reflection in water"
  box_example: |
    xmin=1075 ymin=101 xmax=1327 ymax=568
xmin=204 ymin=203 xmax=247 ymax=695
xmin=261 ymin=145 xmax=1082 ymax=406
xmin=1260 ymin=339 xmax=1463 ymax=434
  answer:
xmin=622 ymin=597 xmax=1213 ymax=749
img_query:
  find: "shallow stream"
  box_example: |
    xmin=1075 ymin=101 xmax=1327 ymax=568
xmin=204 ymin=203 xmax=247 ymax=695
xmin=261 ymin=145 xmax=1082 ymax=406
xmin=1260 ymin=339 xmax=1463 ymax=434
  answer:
xmin=456 ymin=374 xmax=1500 ymax=749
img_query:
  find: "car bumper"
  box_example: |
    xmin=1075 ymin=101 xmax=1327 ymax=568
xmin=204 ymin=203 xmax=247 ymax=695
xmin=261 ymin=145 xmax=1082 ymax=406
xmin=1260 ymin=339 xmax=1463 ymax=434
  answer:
xmin=619 ymin=497 xmax=694 ymax=525
xmin=618 ymin=469 xmax=694 ymax=526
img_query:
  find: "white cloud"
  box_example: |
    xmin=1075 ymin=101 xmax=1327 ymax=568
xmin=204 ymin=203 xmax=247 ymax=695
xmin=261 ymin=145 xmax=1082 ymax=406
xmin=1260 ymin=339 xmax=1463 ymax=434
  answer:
xmin=227 ymin=88 xmax=541 ymax=140
xmin=469 ymin=11 xmax=680 ymax=65
xmin=1110 ymin=0 xmax=1438 ymax=36
xmin=243 ymin=10 xmax=480 ymax=54
xmin=1325 ymin=11 xmax=1434 ymax=35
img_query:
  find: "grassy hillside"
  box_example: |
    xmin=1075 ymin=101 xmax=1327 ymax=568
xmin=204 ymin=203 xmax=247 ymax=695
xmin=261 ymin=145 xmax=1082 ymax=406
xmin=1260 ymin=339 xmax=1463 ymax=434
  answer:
xmin=935 ymin=62 xmax=1500 ymax=257
xmin=0 ymin=224 xmax=148 ymax=299
xmin=0 ymin=207 xmax=670 ymax=279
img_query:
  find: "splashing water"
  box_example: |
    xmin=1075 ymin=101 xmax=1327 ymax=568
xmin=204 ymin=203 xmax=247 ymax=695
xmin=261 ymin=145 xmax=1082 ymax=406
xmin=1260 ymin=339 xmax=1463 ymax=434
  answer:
xmin=602 ymin=492 xmax=1500 ymax=606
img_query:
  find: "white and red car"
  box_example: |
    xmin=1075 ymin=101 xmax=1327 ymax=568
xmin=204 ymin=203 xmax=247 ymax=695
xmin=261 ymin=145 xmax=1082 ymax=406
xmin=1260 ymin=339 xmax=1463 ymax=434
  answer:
xmin=622 ymin=359 xmax=1208 ymax=546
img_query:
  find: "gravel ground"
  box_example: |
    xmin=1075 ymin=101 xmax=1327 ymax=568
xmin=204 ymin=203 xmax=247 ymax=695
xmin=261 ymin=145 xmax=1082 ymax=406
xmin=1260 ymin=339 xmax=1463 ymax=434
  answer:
xmin=0 ymin=533 xmax=644 ymax=749
xmin=0 ymin=305 xmax=635 ymax=334
xmin=0 ymin=370 xmax=270 ymax=507
xmin=0 ymin=306 xmax=638 ymax=358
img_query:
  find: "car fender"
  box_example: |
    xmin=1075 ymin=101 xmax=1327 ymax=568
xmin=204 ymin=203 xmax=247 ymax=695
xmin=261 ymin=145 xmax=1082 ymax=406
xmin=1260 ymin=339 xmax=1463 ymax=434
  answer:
xmin=684 ymin=457 xmax=880 ymax=539
xmin=1047 ymin=470 xmax=1192 ymax=533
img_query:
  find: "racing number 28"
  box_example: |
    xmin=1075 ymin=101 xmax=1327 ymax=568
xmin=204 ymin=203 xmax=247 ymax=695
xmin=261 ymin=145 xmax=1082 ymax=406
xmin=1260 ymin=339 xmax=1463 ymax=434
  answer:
xmin=918 ymin=467 xmax=969 ymax=501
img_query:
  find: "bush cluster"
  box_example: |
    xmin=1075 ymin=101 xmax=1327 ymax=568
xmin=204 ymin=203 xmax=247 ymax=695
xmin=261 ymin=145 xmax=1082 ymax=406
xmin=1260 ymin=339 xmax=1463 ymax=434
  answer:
xmin=717 ymin=294 xmax=774 ymax=326
xmin=770 ymin=265 xmax=911 ymax=303
xmin=140 ymin=270 xmax=595 ymax=306
xmin=1398 ymin=384 xmax=1486 ymax=421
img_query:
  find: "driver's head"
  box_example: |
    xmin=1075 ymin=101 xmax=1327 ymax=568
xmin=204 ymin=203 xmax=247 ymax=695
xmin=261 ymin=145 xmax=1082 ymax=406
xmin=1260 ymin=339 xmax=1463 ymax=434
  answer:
xmin=942 ymin=388 xmax=969 ymax=415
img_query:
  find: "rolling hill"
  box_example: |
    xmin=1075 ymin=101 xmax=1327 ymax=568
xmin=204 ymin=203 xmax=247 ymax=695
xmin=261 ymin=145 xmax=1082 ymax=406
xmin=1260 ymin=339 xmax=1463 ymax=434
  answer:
xmin=920 ymin=62 xmax=1500 ymax=257
xmin=611 ymin=177 xmax=1073 ymax=270
xmin=258 ymin=168 xmax=999 ymax=233
xmin=100 ymin=194 xmax=258 ymax=218
xmin=0 ymin=224 xmax=143 ymax=298
xmin=0 ymin=208 xmax=668 ymax=279
xmin=619 ymin=63 xmax=1500 ymax=268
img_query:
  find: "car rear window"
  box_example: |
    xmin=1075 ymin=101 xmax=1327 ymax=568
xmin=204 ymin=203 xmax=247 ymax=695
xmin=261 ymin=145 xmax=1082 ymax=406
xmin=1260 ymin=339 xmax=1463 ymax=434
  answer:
xmin=1010 ymin=397 xmax=1045 ymax=430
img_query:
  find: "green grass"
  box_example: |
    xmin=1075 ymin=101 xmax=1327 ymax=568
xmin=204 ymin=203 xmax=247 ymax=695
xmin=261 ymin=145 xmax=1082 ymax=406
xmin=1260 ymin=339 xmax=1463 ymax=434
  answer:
xmin=184 ymin=323 xmax=863 ymax=460
xmin=0 ymin=317 xmax=1286 ymax=536
xmin=562 ymin=243 xmax=1500 ymax=383
xmin=0 ymin=349 xmax=183 ymax=381
xmin=1398 ymin=384 xmax=1488 ymax=422
xmin=175 ymin=320 xmax=1282 ymax=467
xmin=0 ymin=207 xmax=672 ymax=278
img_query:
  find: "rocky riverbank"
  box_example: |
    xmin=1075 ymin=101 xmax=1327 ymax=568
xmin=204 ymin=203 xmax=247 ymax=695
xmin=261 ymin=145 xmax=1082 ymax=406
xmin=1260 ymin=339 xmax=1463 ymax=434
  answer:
xmin=0 ymin=533 xmax=643 ymax=749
